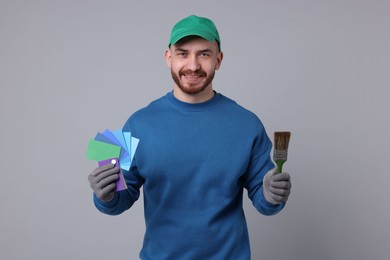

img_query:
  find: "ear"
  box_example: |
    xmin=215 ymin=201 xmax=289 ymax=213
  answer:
xmin=215 ymin=51 xmax=223 ymax=70
xmin=164 ymin=49 xmax=172 ymax=68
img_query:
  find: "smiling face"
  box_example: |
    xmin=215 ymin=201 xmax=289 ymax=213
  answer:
xmin=165 ymin=36 xmax=223 ymax=103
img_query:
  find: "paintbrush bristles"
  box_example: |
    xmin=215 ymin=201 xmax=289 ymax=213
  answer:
xmin=274 ymin=132 xmax=291 ymax=150
xmin=273 ymin=131 xmax=291 ymax=173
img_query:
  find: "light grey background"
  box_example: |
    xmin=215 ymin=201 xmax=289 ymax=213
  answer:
xmin=1 ymin=0 xmax=389 ymax=259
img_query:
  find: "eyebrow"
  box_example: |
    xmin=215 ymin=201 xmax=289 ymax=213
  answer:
xmin=173 ymin=47 xmax=189 ymax=53
xmin=173 ymin=47 xmax=214 ymax=54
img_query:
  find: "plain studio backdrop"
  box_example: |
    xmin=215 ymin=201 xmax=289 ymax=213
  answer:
xmin=1 ymin=0 xmax=389 ymax=259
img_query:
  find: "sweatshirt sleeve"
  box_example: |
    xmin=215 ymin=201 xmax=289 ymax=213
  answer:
xmin=243 ymin=127 xmax=285 ymax=215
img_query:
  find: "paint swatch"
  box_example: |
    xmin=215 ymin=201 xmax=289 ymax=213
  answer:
xmin=87 ymin=129 xmax=139 ymax=191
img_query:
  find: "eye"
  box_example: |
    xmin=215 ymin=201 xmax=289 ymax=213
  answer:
xmin=177 ymin=52 xmax=188 ymax=57
xmin=200 ymin=52 xmax=211 ymax=57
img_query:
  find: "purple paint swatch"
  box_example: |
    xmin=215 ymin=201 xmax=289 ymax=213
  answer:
xmin=98 ymin=158 xmax=127 ymax=191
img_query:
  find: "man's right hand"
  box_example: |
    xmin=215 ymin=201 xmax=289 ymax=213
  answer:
xmin=88 ymin=163 xmax=119 ymax=202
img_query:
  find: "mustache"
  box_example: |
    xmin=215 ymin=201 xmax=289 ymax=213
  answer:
xmin=179 ymin=69 xmax=207 ymax=77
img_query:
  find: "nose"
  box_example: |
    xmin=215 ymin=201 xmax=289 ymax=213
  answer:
xmin=187 ymin=55 xmax=200 ymax=71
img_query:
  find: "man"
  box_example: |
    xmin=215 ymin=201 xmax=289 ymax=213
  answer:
xmin=88 ymin=15 xmax=291 ymax=260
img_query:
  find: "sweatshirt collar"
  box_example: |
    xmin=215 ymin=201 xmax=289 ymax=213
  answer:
xmin=166 ymin=90 xmax=222 ymax=111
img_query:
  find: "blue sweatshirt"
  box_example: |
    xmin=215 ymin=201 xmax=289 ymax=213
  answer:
xmin=94 ymin=91 xmax=284 ymax=259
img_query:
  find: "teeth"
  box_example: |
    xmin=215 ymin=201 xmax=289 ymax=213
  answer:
xmin=183 ymin=75 xmax=201 ymax=81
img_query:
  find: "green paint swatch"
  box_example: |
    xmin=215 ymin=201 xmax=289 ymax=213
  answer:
xmin=86 ymin=139 xmax=121 ymax=161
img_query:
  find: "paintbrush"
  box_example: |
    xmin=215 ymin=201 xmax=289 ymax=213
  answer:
xmin=273 ymin=131 xmax=291 ymax=173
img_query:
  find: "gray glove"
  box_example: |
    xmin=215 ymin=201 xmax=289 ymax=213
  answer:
xmin=263 ymin=168 xmax=292 ymax=205
xmin=88 ymin=162 xmax=119 ymax=202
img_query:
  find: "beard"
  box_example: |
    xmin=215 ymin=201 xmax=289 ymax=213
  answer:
xmin=171 ymin=68 xmax=215 ymax=95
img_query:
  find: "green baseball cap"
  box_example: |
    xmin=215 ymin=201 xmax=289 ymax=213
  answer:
xmin=169 ymin=15 xmax=221 ymax=49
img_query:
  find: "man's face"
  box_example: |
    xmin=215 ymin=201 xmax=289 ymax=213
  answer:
xmin=165 ymin=37 xmax=223 ymax=96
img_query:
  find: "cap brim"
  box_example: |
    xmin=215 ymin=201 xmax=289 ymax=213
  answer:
xmin=170 ymin=31 xmax=216 ymax=46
